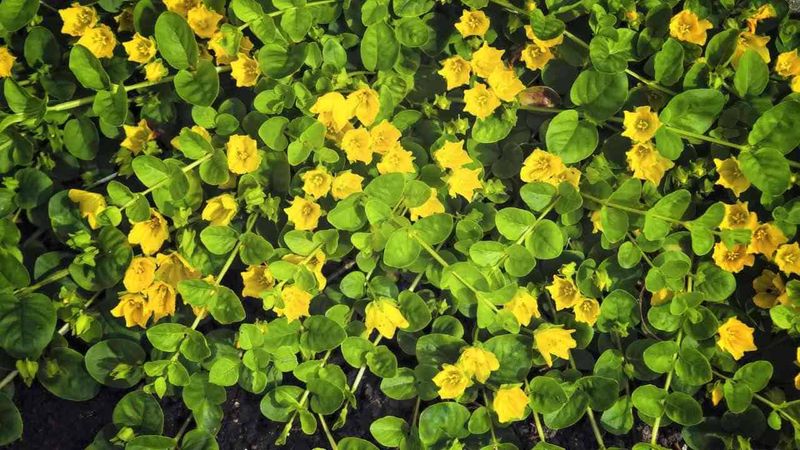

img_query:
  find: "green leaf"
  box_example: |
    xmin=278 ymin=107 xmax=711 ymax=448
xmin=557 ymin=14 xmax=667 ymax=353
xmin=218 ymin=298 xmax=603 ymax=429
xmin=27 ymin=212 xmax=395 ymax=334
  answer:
xmin=113 ymin=391 xmax=164 ymax=435
xmin=0 ymin=393 xmax=22 ymax=445
xmin=589 ymin=28 xmax=636 ymax=73
xmin=0 ymin=0 xmax=39 ymax=32
xmin=0 ymin=293 xmax=56 ymax=359
xmin=258 ymin=43 xmax=307 ymax=79
xmin=739 ymin=148 xmax=790 ymax=195
xmin=675 ymin=347 xmax=712 ymax=386
xmin=705 ymin=28 xmax=739 ymax=67
xmin=239 ymin=232 xmax=274 ymax=265
xmin=495 ymin=207 xmax=535 ymax=241
xmin=63 ymin=117 xmax=99 ymax=160
xmin=85 ymin=339 xmax=146 ymax=388
xmin=69 ymin=45 xmax=110 ymax=91
xmin=37 ymin=347 xmax=100 ymax=401
xmin=147 ymin=323 xmax=189 ymax=352
xmin=132 ymin=155 xmax=170 ymax=188
xmin=526 ymin=219 xmax=563 ymax=259
xmin=570 ymin=69 xmax=628 ymax=121
xmin=418 ymin=402 xmax=470 ymax=446
xmin=529 ymin=376 xmax=568 ymax=414
xmin=200 ymin=226 xmax=239 ymax=255
xmin=654 ymin=38 xmax=684 ymax=86
xmin=748 ymin=101 xmax=800 ymax=154
xmin=545 ymin=110 xmax=598 ymax=163
xmin=643 ymin=340 xmax=677 ymax=374
xmin=174 ymin=60 xmax=220 ymax=107
xmin=659 ymin=89 xmax=725 ymax=134
xmin=280 ymin=6 xmax=312 ymax=42
xmin=631 ymin=385 xmax=665 ymax=418
xmin=302 ymin=315 xmax=347 ymax=353
xmin=93 ymin=84 xmax=128 ymax=126
xmin=393 ymin=0 xmax=434 ymax=17
xmin=734 ymin=49 xmax=769 ymax=97
xmin=384 ymin=228 xmax=421 ymax=268
xmin=208 ymin=286 xmax=246 ymax=324
xmin=643 ymin=190 xmax=690 ymax=240
xmin=361 ymin=22 xmax=400 ymax=71
xmin=154 ymin=11 xmax=198 ymax=70
xmin=209 ymin=355 xmax=241 ymax=386
xmin=370 ymin=416 xmax=408 ymax=447
xmin=664 ymin=392 xmax=703 ymax=426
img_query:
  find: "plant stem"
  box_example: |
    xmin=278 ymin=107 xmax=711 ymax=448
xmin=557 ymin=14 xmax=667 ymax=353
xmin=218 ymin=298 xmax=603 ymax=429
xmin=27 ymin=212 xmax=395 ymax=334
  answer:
xmin=173 ymin=416 xmax=193 ymax=442
xmin=15 ymin=268 xmax=71 ymax=295
xmin=650 ymin=330 xmax=682 ymax=445
xmin=663 ymin=125 xmax=747 ymax=150
xmin=121 ymin=153 xmax=213 ymax=210
xmin=489 ymin=199 xmax=558 ymax=271
xmin=569 ymin=358 xmax=606 ymax=449
xmin=319 ymin=413 xmax=338 ymax=450
xmin=482 ymin=391 xmax=500 ymax=449
xmin=533 ymin=410 xmax=546 ymax=443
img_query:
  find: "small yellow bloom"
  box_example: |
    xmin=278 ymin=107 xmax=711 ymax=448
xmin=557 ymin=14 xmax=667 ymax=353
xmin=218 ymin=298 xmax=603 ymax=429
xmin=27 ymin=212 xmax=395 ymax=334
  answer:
xmin=720 ymin=202 xmax=758 ymax=230
xmin=226 ymin=134 xmax=261 ymax=174
xmin=749 ymin=223 xmax=787 ymax=257
xmin=521 ymin=41 xmax=554 ymax=71
xmin=409 ymin=188 xmax=445 ymax=221
xmin=669 ymin=10 xmax=713 ymax=45
xmin=711 ymin=383 xmax=723 ymax=406
xmin=752 ymin=270 xmax=788 ymax=308
xmin=275 ymin=284 xmax=312 ymax=323
xmin=432 ymin=364 xmax=472 ymax=399
xmin=550 ymin=167 xmax=581 ymax=188
xmin=792 ymin=76 xmax=800 ymax=93
xmin=622 ymin=106 xmax=661 ymax=143
xmin=713 ymin=158 xmax=749 ymax=197
xmin=144 ymin=60 xmax=169 ymax=81
xmin=282 ymin=249 xmax=327 ymax=290
xmin=164 ymin=0 xmax=199 ymax=16
xmin=776 ymin=50 xmax=800 ymax=78
xmin=241 ymin=264 xmax=275 ymax=299
xmin=493 ymin=385 xmax=528 ymax=423
xmin=590 ymin=210 xmax=603 ymax=234
xmin=712 ymin=242 xmax=754 ymax=273
xmin=111 ymin=293 xmax=151 ymax=328
xmin=795 ymin=373 xmax=800 ymax=390
xmin=456 ymin=347 xmax=499 ymax=383
xmin=77 ymin=25 xmax=117 ymax=59
xmin=626 ymin=141 xmax=674 ymax=185
xmin=123 ymin=33 xmax=156 ymax=64
xmin=733 ymin=32 xmax=771 ymax=67
xmin=0 ymin=47 xmax=15 ymax=78
xmin=346 ymin=87 xmax=380 ymax=126
xmin=230 ymin=53 xmax=260 ymax=87
xmin=310 ymin=92 xmax=353 ymax=133
xmin=201 ymin=194 xmax=238 ymax=226
xmin=463 ymin=83 xmax=501 ymax=119
xmin=717 ymin=317 xmax=757 ymax=360
xmin=776 ymin=243 xmax=800 ymax=275
xmin=504 ymin=288 xmax=540 ymax=326
xmin=546 ymin=276 xmax=581 ymax=310
xmin=534 ymin=326 xmax=577 ymax=367
xmin=447 ymin=167 xmax=482 ymax=201
xmin=365 ymin=298 xmax=410 ymax=339
xmin=155 ymin=252 xmax=199 ymax=288
xmin=59 ymin=3 xmax=98 ymax=37
xmin=377 ymin=143 xmax=416 ymax=175
xmin=341 ymin=128 xmax=373 ymax=164
xmin=369 ymin=120 xmax=402 ymax=155
xmin=520 ymin=149 xmax=566 ymax=184
xmin=301 ymin=168 xmax=333 ymax=199
xmin=434 ymin=140 xmax=473 ymax=170
xmin=145 ymin=281 xmax=176 ymax=322
xmin=746 ymin=4 xmax=776 ymax=33
xmin=128 ymin=210 xmax=170 ymax=256
xmin=331 ymin=171 xmax=364 ymax=200
xmin=208 ymin=32 xmax=254 ymax=65
xmin=651 ymin=289 xmax=673 ymax=306
xmin=187 ymin=4 xmax=223 ymax=39
xmin=487 ymin=66 xmax=525 ymax=102
xmin=455 ymin=10 xmax=490 ymax=38
xmin=121 ymin=119 xmax=155 ymax=154
xmin=284 ymin=196 xmax=322 ymax=231
xmin=67 ymin=189 xmax=107 ymax=229
xmin=573 ymin=297 xmax=600 ymax=326
xmin=470 ymin=44 xmax=504 ymax=79
xmin=438 ymin=56 xmax=472 ymax=90
xmin=123 ymin=257 xmax=156 ymax=293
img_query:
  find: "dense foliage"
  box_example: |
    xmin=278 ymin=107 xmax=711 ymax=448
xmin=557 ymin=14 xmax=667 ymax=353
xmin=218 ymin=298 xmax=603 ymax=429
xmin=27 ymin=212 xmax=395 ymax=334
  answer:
xmin=2 ymin=0 xmax=800 ymax=449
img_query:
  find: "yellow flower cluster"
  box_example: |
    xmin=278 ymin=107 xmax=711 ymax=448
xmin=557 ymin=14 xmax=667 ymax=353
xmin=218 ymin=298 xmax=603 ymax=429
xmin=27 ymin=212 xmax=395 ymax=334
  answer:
xmin=621 ymin=106 xmax=674 ymax=186
xmin=520 ymin=149 xmax=580 ymax=188
xmin=546 ymin=274 xmax=600 ymax=326
xmin=432 ymin=346 xmax=499 ymax=399
xmin=434 ymin=140 xmax=483 ymax=201
xmin=365 ymin=298 xmax=410 ymax=338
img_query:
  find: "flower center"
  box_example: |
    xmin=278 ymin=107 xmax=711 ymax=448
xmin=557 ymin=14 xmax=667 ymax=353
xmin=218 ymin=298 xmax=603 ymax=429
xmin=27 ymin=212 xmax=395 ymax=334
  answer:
xmin=636 ymin=119 xmax=650 ymax=131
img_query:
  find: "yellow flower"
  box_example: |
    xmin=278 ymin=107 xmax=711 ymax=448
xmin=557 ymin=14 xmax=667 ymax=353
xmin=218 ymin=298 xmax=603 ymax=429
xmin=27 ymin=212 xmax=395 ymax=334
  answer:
xmin=733 ymin=32 xmax=771 ymax=67
xmin=795 ymin=373 xmax=800 ymax=391
xmin=711 ymin=383 xmax=723 ymax=406
xmin=369 ymin=120 xmax=402 ymax=155
xmin=145 ymin=281 xmax=176 ymax=322
xmin=111 ymin=293 xmax=151 ymax=328
xmin=720 ymin=202 xmax=758 ymax=230
xmin=230 ymin=53 xmax=260 ymax=87
xmin=651 ymin=289 xmax=672 ymax=306
xmin=123 ymin=257 xmax=156 ymax=293
xmin=438 ymin=56 xmax=472 ymax=90
xmin=749 ymin=223 xmax=787 ymax=257
xmin=284 ymin=196 xmax=322 ymax=231
xmin=746 ymin=4 xmax=776 ymax=33
xmin=59 ymin=3 xmax=98 ymax=37
xmin=590 ymin=210 xmax=603 ymax=234
xmin=487 ymin=66 xmax=525 ymax=102
xmin=470 ymin=44 xmax=504 ymax=78
xmin=121 ymin=119 xmax=155 ymax=154
xmin=155 ymin=252 xmax=199 ymax=288
xmin=0 ymin=47 xmax=15 ymax=78
xmin=493 ymin=386 xmax=528 ymax=423
xmin=534 ymin=326 xmax=577 ymax=367
xmin=341 ymin=128 xmax=373 ymax=164
xmin=208 ymin=32 xmax=254 ymax=64
xmin=346 ymin=87 xmax=380 ymax=126
xmin=201 ymin=194 xmax=238 ymax=226
xmin=669 ymin=10 xmax=713 ymax=45
xmin=521 ymin=41 xmax=554 ymax=71
xmin=550 ymin=167 xmax=581 ymax=188
xmin=241 ymin=264 xmax=275 ymax=299
xmin=331 ymin=171 xmax=364 ymax=200
xmin=145 ymin=60 xmax=168 ymax=81
xmin=377 ymin=143 xmax=416 ymax=175
xmin=432 ymin=364 xmax=472 ymax=399
xmin=301 ymin=167 xmax=333 ymax=199
xmin=447 ymin=167 xmax=483 ymax=201
xmin=226 ymin=134 xmax=261 ymax=174
xmin=793 ymin=76 xmax=800 ymax=93
xmin=456 ymin=347 xmax=499 ymax=383
xmin=128 ymin=210 xmax=170 ymax=256
xmin=164 ymin=0 xmax=199 ymax=16
xmin=455 ymin=10 xmax=490 ymax=38
xmin=434 ymin=140 xmax=473 ymax=170
xmin=504 ymin=288 xmax=540 ymax=326
xmin=365 ymin=298 xmax=410 ymax=339
xmin=776 ymin=243 xmax=800 ymax=275
xmin=752 ymin=270 xmax=788 ymax=309
xmin=626 ymin=141 xmax=674 ymax=185
xmin=122 ymin=33 xmax=156 ymax=64
xmin=712 ymin=242 xmax=754 ymax=273
xmin=275 ymin=284 xmax=312 ymax=323
xmin=622 ymin=106 xmax=661 ymax=143
xmin=520 ymin=149 xmax=566 ymax=184
xmin=282 ymin=249 xmax=327 ymax=290
xmin=67 ymin=189 xmax=107 ymax=229
xmin=463 ymin=83 xmax=500 ymax=119
xmin=573 ymin=297 xmax=600 ymax=326
xmin=713 ymin=158 xmax=750 ymax=197
xmin=187 ymin=4 xmax=223 ymax=39
xmin=409 ymin=188 xmax=445 ymax=221
xmin=310 ymin=92 xmax=353 ymax=133
xmin=546 ymin=276 xmax=581 ymax=310
xmin=524 ymin=25 xmax=564 ymax=48
xmin=717 ymin=317 xmax=757 ymax=360
xmin=76 ymin=25 xmax=117 ymax=59
xmin=776 ymin=50 xmax=800 ymax=78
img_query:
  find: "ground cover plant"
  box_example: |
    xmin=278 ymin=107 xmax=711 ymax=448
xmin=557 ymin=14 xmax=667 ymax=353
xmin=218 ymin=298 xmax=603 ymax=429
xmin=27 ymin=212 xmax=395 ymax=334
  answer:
xmin=2 ymin=0 xmax=800 ymax=449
